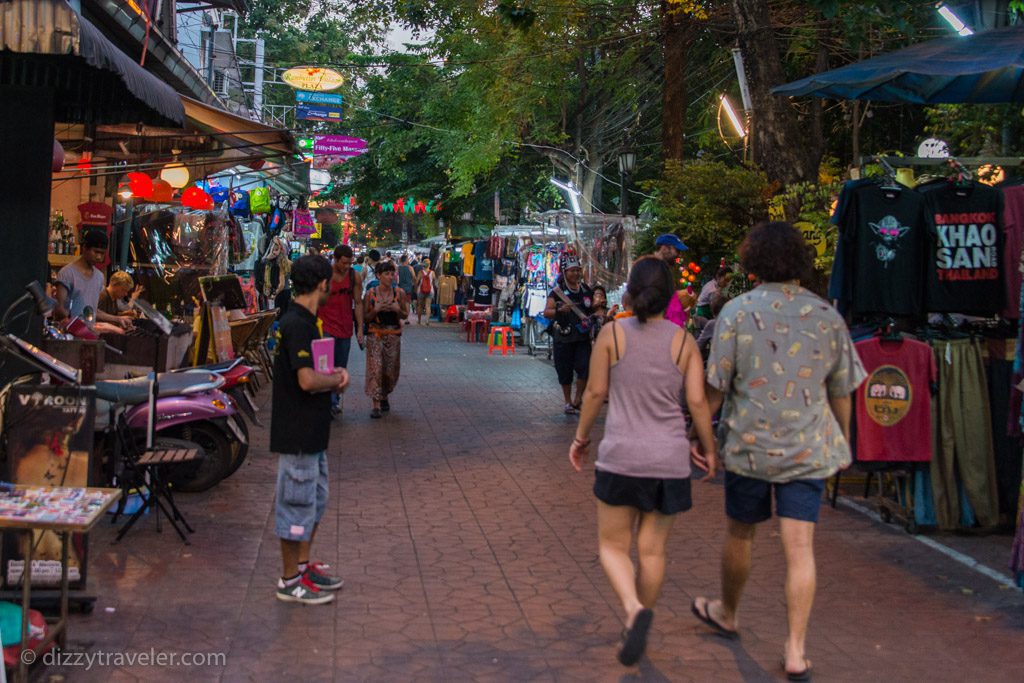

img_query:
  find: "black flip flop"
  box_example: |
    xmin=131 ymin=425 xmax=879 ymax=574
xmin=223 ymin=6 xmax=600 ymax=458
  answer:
xmin=370 ymin=408 xmax=382 ymax=419
xmin=617 ymin=608 xmax=653 ymax=666
xmin=690 ymin=598 xmax=739 ymax=640
xmin=783 ymin=659 xmax=812 ymax=682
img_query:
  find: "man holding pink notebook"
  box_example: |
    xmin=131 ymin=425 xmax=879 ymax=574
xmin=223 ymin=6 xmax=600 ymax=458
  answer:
xmin=271 ymin=255 xmax=350 ymax=605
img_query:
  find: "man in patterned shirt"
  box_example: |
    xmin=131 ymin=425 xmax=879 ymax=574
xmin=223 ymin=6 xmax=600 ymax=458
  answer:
xmin=690 ymin=222 xmax=866 ymax=681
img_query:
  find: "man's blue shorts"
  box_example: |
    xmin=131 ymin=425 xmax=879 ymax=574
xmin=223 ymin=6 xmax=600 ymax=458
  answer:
xmin=725 ymin=471 xmax=826 ymax=524
xmin=275 ymin=452 xmax=328 ymax=541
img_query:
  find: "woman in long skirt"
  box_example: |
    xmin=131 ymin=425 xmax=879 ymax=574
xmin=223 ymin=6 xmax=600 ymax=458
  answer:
xmin=364 ymin=260 xmax=408 ymax=418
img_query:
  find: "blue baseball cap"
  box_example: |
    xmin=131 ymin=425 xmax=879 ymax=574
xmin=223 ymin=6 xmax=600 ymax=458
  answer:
xmin=655 ymin=233 xmax=688 ymax=251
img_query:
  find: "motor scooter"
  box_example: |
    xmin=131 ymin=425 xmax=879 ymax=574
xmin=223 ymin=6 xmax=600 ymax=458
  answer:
xmin=95 ymin=371 xmax=245 ymax=492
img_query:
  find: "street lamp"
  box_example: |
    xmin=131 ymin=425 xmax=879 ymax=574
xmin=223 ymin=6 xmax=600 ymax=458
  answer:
xmin=618 ymin=149 xmax=636 ymax=216
xmin=936 ymin=3 xmax=973 ymax=36
xmin=550 ymin=177 xmax=583 ymax=214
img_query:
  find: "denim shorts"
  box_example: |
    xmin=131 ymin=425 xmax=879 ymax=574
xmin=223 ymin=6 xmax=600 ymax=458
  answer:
xmin=275 ymin=452 xmax=328 ymax=541
xmin=725 ymin=471 xmax=826 ymax=524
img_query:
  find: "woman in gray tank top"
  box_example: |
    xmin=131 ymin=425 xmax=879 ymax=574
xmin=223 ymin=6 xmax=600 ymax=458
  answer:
xmin=569 ymin=256 xmax=718 ymax=667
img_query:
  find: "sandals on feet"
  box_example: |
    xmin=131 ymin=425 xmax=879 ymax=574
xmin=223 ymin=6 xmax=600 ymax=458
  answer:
xmin=690 ymin=597 xmax=739 ymax=640
xmin=381 ymin=399 xmax=391 ymax=412
xmin=617 ymin=608 xmax=653 ymax=667
xmin=563 ymin=403 xmax=578 ymax=415
xmin=370 ymin=408 xmax=382 ymax=419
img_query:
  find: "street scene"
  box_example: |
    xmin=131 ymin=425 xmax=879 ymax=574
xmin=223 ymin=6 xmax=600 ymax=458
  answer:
xmin=1 ymin=0 xmax=1024 ymax=681
xmin=51 ymin=328 xmax=1024 ymax=681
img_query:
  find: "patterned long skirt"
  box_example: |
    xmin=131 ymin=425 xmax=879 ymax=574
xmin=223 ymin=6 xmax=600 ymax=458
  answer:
xmin=365 ymin=333 xmax=401 ymax=401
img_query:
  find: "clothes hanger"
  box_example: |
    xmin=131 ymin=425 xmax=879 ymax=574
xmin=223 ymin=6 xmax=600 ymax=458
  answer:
xmin=873 ymin=156 xmax=902 ymax=193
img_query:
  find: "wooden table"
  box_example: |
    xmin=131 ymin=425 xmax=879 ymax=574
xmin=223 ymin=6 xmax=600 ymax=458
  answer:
xmin=0 ymin=485 xmax=120 ymax=683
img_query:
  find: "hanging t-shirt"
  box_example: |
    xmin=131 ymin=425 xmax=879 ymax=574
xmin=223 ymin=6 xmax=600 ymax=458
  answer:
xmin=923 ymin=182 xmax=1005 ymax=314
xmin=462 ymin=243 xmax=475 ymax=277
xmin=472 ymin=241 xmax=491 ymax=280
xmin=843 ymin=184 xmax=928 ymax=316
xmin=1000 ymin=185 xmax=1024 ymax=319
xmin=854 ymin=337 xmax=936 ymax=462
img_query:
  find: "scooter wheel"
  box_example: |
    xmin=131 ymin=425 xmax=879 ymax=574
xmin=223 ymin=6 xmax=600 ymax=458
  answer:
xmin=163 ymin=422 xmax=232 ymax=492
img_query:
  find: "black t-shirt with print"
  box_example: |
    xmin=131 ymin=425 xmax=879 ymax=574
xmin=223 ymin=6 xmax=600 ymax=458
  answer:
xmin=922 ymin=182 xmax=1004 ymax=314
xmin=271 ymin=304 xmax=331 ymax=454
xmin=547 ymin=281 xmax=594 ymax=344
xmin=844 ymin=184 xmax=928 ymax=315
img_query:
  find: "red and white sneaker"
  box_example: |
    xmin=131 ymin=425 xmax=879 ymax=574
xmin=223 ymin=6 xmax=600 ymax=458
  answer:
xmin=304 ymin=562 xmax=345 ymax=591
xmin=276 ymin=575 xmax=335 ymax=605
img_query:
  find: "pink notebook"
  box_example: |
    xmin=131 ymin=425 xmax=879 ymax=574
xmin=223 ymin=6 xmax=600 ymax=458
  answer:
xmin=311 ymin=338 xmax=334 ymax=374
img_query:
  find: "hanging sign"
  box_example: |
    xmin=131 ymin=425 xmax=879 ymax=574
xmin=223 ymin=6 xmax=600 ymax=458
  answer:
xmin=313 ymin=135 xmax=367 ymax=157
xmin=794 ymin=221 xmax=827 ymax=257
xmin=296 ymin=90 xmax=343 ymax=106
xmin=296 ymin=104 xmax=343 ymax=123
xmin=281 ymin=67 xmax=344 ymax=92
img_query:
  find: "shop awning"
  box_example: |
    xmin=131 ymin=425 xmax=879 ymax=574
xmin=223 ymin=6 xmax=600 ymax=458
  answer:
xmin=0 ymin=0 xmax=184 ymax=126
xmin=773 ymin=26 xmax=1024 ymax=104
xmin=181 ymin=96 xmax=294 ymax=155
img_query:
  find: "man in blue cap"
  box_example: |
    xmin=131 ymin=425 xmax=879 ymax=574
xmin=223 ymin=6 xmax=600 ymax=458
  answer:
xmin=654 ymin=233 xmax=687 ymax=263
xmin=653 ymin=233 xmax=691 ymax=327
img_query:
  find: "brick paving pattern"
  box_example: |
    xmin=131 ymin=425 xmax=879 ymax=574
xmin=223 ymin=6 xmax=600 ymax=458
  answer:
xmin=39 ymin=324 xmax=1024 ymax=681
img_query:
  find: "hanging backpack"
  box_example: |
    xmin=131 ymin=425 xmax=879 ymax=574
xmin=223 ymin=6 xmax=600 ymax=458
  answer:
xmin=230 ymin=190 xmax=250 ymax=218
xmin=250 ymin=186 xmax=271 ymax=214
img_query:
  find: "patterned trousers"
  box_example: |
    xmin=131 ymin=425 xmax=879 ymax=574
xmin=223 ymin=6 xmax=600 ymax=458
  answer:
xmin=365 ymin=333 xmax=401 ymax=401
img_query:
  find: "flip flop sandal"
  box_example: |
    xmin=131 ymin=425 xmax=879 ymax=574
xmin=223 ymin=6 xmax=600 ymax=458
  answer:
xmin=617 ymin=608 xmax=653 ymax=666
xmin=690 ymin=598 xmax=739 ymax=640
xmin=371 ymin=408 xmax=382 ymax=419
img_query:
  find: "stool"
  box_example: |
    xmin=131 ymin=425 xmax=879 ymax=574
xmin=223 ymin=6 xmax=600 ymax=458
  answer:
xmin=114 ymin=446 xmax=200 ymax=545
xmin=467 ymin=318 xmax=489 ymax=342
xmin=488 ymin=325 xmax=516 ymax=355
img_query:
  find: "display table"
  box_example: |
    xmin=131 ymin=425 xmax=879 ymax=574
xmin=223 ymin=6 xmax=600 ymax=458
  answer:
xmin=0 ymin=485 xmax=120 ymax=683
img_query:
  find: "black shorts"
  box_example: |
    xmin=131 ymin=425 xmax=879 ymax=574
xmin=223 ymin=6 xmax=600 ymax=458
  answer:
xmin=553 ymin=340 xmax=591 ymax=386
xmin=725 ymin=472 xmax=826 ymax=524
xmin=594 ymin=469 xmax=692 ymax=515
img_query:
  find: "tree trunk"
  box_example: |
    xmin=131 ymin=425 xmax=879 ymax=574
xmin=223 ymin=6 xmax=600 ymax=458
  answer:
xmin=662 ymin=1 xmax=691 ymax=161
xmin=731 ymin=0 xmax=822 ymax=185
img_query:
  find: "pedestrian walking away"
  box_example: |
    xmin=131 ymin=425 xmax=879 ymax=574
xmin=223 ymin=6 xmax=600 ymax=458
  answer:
xmin=570 ymin=256 xmax=718 ymax=667
xmin=543 ymin=252 xmax=594 ymax=414
xmin=318 ymin=245 xmax=365 ymax=417
xmin=415 ymin=258 xmax=436 ymax=325
xmin=691 ymin=222 xmax=866 ymax=681
xmin=364 ymin=260 xmax=409 ymax=418
xmin=398 ymin=254 xmax=416 ymax=325
xmin=270 ymin=255 xmax=350 ymax=606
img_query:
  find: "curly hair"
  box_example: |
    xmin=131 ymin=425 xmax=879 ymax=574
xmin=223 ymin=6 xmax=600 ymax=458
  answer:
xmin=739 ymin=221 xmax=813 ymax=284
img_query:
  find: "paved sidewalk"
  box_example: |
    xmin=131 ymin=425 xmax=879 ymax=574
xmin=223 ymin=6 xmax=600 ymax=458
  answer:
xmin=41 ymin=323 xmax=1024 ymax=681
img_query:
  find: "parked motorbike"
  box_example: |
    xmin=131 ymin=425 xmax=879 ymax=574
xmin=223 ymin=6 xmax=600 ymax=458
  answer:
xmin=95 ymin=371 xmax=245 ymax=492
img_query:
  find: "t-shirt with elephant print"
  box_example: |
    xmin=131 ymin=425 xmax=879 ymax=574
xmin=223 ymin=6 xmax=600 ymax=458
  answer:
xmin=852 ymin=337 xmax=936 ymax=463
xmin=706 ymin=283 xmax=867 ymax=483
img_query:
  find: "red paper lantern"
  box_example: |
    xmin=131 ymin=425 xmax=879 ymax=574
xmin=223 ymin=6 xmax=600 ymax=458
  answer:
xmin=150 ymin=179 xmax=174 ymax=202
xmin=181 ymin=186 xmax=214 ymax=210
xmin=127 ymin=172 xmax=154 ymax=199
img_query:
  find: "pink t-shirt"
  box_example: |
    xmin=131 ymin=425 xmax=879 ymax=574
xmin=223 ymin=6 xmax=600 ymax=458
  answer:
xmin=665 ymin=291 xmax=688 ymax=327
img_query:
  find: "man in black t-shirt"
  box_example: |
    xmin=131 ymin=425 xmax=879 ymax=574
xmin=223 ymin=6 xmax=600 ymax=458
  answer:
xmin=271 ymin=256 xmax=350 ymax=605
xmin=543 ymin=252 xmax=594 ymax=414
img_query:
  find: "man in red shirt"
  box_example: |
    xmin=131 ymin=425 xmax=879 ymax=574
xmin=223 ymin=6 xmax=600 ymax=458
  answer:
xmin=318 ymin=245 xmax=364 ymax=416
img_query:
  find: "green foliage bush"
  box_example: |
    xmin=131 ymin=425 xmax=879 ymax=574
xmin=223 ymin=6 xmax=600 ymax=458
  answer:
xmin=637 ymin=160 xmax=769 ymax=262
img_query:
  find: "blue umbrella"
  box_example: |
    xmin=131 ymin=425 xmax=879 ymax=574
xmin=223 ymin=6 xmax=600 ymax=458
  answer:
xmin=772 ymin=26 xmax=1024 ymax=104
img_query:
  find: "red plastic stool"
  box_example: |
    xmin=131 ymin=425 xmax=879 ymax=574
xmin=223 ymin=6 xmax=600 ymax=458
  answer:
xmin=488 ymin=325 xmax=516 ymax=355
xmin=467 ymin=318 xmax=489 ymax=342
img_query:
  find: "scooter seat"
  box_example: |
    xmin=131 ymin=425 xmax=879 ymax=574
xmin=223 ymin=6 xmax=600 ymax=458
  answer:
xmin=95 ymin=372 xmax=224 ymax=404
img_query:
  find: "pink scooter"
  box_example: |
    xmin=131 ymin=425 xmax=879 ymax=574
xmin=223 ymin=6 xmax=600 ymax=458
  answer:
xmin=96 ymin=372 xmax=246 ymax=493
